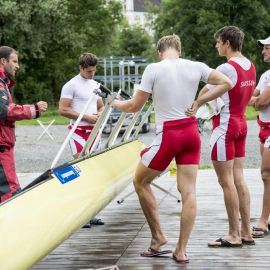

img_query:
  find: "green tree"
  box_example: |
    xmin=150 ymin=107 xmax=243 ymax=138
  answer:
xmin=151 ymin=0 xmax=270 ymax=79
xmin=115 ymin=24 xmax=152 ymax=56
xmin=0 ymin=0 xmax=123 ymax=103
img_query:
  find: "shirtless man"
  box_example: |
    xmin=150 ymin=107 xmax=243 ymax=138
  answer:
xmin=248 ymin=36 xmax=270 ymax=237
xmin=59 ymin=53 xmax=104 ymax=228
xmin=194 ymin=26 xmax=256 ymax=247
xmin=111 ymin=34 xmax=232 ymax=263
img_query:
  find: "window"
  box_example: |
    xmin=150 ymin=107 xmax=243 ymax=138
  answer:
xmin=135 ymin=15 xmax=140 ymax=21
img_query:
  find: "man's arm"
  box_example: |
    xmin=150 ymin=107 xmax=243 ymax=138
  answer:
xmin=247 ymin=89 xmax=260 ymax=108
xmin=0 ymin=83 xmax=47 ymax=121
xmin=96 ymin=99 xmax=104 ymax=116
xmin=59 ymin=98 xmax=98 ymax=124
xmin=248 ymin=87 xmax=270 ymax=111
xmin=185 ymin=70 xmax=232 ymax=117
xmin=112 ymin=90 xmax=150 ymax=113
xmin=197 ymin=85 xmax=209 ymax=99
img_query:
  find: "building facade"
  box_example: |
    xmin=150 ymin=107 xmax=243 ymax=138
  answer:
xmin=117 ymin=0 xmax=161 ymax=34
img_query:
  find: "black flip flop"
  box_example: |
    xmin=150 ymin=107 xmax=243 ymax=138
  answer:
xmin=208 ymin=238 xmax=243 ymax=248
xmin=90 ymin=218 xmax=105 ymax=225
xmin=242 ymin=239 xmax=255 ymax=245
xmin=252 ymin=227 xmax=270 ymax=238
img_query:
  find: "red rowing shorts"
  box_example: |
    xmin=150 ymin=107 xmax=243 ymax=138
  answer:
xmin=140 ymin=117 xmax=201 ymax=171
xmin=68 ymin=125 xmax=101 ymax=155
xmin=211 ymin=116 xmax=247 ymax=161
xmin=257 ymin=116 xmax=270 ymax=148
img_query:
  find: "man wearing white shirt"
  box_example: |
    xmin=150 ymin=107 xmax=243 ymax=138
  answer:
xmin=195 ymin=26 xmax=255 ymax=247
xmin=59 ymin=53 xmax=104 ymax=228
xmin=112 ymin=34 xmax=232 ymax=263
xmin=248 ymin=36 xmax=270 ymax=237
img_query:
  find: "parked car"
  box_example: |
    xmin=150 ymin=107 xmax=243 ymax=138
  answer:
xmin=103 ymin=110 xmax=151 ymax=134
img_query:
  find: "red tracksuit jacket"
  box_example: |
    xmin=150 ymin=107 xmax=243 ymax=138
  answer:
xmin=0 ymin=68 xmax=41 ymax=147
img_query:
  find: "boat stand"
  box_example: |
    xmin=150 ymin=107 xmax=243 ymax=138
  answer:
xmin=117 ymin=168 xmax=181 ymax=204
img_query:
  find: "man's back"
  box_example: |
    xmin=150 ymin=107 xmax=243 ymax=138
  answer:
xmin=140 ymin=58 xmax=212 ymax=125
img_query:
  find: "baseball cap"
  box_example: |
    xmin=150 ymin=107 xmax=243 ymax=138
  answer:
xmin=258 ymin=36 xmax=270 ymax=47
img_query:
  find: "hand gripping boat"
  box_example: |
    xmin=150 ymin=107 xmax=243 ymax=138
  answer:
xmin=0 ymin=85 xmax=154 ymax=270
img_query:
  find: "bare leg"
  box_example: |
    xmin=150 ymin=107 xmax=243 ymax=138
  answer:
xmin=209 ymin=160 xmax=242 ymax=245
xmin=252 ymin=145 xmax=270 ymax=236
xmin=174 ymin=165 xmax=198 ymax=261
xmin=133 ymin=161 xmax=167 ymax=254
xmin=73 ymin=153 xmax=80 ymax=159
xmin=233 ymin=157 xmax=253 ymax=241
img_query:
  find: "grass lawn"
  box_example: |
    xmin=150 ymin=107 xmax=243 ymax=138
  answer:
xmin=15 ymin=105 xmax=259 ymax=126
xmin=16 ymin=108 xmax=70 ymax=126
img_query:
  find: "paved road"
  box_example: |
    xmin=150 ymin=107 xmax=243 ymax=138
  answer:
xmin=14 ymin=120 xmax=261 ymax=173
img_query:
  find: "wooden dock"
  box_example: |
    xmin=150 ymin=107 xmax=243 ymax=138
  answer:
xmin=18 ymin=169 xmax=269 ymax=270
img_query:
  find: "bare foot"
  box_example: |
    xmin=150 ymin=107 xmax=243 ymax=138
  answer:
xmin=173 ymin=249 xmax=188 ymax=261
xmin=251 ymin=220 xmax=270 ymax=236
xmin=209 ymin=235 xmax=242 ymax=246
xmin=142 ymin=235 xmax=168 ymax=255
xmin=241 ymin=230 xmax=254 ymax=242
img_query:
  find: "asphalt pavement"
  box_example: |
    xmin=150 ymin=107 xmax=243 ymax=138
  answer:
xmin=14 ymin=120 xmax=261 ymax=173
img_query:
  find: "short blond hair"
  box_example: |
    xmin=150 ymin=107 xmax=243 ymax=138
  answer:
xmin=157 ymin=34 xmax=181 ymax=53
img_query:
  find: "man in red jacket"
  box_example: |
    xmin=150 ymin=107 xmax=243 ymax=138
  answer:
xmin=0 ymin=46 xmax=47 ymax=203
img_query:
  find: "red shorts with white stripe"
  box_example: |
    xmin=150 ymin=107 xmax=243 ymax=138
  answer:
xmin=68 ymin=125 xmax=101 ymax=156
xmin=211 ymin=116 xmax=247 ymax=161
xmin=257 ymin=117 xmax=270 ymax=147
xmin=140 ymin=117 xmax=201 ymax=171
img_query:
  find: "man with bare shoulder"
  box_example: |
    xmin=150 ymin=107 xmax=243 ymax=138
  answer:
xmin=59 ymin=53 xmax=104 ymax=228
xmin=248 ymin=36 xmax=270 ymax=237
xmin=111 ymin=34 xmax=232 ymax=263
xmin=193 ymin=26 xmax=256 ymax=247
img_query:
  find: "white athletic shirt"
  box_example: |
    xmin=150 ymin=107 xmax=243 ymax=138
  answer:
xmin=139 ymin=58 xmax=213 ymax=125
xmin=61 ymin=74 xmax=101 ymax=126
xmin=206 ymin=57 xmax=251 ymax=90
xmin=257 ymin=69 xmax=270 ymax=122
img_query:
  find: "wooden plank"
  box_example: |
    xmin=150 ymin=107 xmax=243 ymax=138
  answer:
xmin=15 ymin=169 xmax=270 ymax=269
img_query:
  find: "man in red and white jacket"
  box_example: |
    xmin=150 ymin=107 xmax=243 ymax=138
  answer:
xmin=0 ymin=46 xmax=47 ymax=203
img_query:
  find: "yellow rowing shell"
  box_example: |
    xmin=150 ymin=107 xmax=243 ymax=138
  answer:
xmin=0 ymin=139 xmax=145 ymax=270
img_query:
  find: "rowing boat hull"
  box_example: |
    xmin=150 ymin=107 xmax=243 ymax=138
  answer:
xmin=0 ymin=140 xmax=145 ymax=270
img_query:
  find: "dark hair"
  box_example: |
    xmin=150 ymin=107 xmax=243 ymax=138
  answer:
xmin=0 ymin=46 xmax=19 ymax=62
xmin=79 ymin=53 xmax=99 ymax=69
xmin=214 ymin=26 xmax=244 ymax=52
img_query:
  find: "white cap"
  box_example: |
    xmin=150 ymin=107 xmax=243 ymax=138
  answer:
xmin=258 ymin=36 xmax=270 ymax=47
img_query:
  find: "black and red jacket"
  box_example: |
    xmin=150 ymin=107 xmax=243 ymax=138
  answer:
xmin=0 ymin=68 xmax=41 ymax=148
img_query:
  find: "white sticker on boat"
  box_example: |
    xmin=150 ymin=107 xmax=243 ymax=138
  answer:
xmin=72 ymin=164 xmax=83 ymax=175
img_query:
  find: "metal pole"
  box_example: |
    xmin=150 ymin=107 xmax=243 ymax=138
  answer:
xmin=135 ymin=64 xmax=139 ymax=84
xmin=132 ymin=103 xmax=154 ymax=138
xmin=50 ymin=91 xmax=98 ymax=169
xmin=120 ymin=108 xmax=143 ymax=143
xmin=110 ymin=58 xmax=113 ymax=92
xmin=79 ymin=92 xmax=118 ymax=157
xmin=128 ymin=61 xmax=130 ymax=94
xmin=104 ymin=58 xmax=107 ymax=87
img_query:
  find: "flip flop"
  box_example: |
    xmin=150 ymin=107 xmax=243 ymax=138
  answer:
xmin=242 ymin=239 xmax=255 ymax=245
xmin=140 ymin=247 xmax=172 ymax=257
xmin=208 ymin=238 xmax=243 ymax=248
xmin=251 ymin=227 xmax=270 ymax=238
xmin=172 ymin=252 xmax=189 ymax=263
xmin=90 ymin=218 xmax=105 ymax=225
